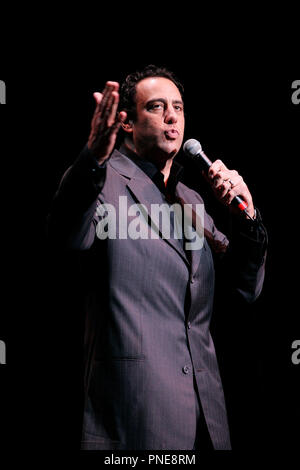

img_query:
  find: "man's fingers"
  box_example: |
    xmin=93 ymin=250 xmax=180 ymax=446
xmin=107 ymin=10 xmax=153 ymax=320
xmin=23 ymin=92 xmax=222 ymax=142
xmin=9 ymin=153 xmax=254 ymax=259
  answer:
xmin=216 ymin=180 xmax=233 ymax=198
xmin=214 ymin=172 xmax=241 ymax=190
xmin=107 ymin=91 xmax=120 ymax=127
xmin=118 ymin=111 xmax=127 ymax=122
xmin=222 ymin=179 xmax=246 ymax=205
xmin=208 ymin=160 xmax=227 ymax=179
xmin=210 ymin=170 xmax=230 ymax=189
xmin=206 ymin=163 xmax=244 ymax=201
xmin=105 ymin=81 xmax=119 ymax=89
xmin=93 ymin=92 xmax=103 ymax=105
xmin=99 ymin=81 xmax=119 ymax=117
xmin=97 ymin=82 xmax=111 ymax=115
xmin=109 ymin=110 xmax=127 ymax=135
xmin=91 ymin=92 xmax=103 ymax=126
xmin=88 ymin=81 xmax=124 ymax=162
xmin=102 ymin=90 xmax=118 ymax=127
xmin=203 ymin=160 xmax=254 ymax=214
xmin=91 ymin=81 xmax=121 ymax=131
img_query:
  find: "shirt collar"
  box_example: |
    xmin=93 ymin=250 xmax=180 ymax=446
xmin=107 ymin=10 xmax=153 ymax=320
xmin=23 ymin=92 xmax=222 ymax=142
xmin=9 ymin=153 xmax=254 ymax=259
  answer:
xmin=119 ymin=143 xmax=183 ymax=196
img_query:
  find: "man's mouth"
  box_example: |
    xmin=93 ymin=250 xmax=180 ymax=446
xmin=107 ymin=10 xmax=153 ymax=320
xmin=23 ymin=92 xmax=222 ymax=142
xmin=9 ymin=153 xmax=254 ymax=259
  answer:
xmin=164 ymin=129 xmax=179 ymax=140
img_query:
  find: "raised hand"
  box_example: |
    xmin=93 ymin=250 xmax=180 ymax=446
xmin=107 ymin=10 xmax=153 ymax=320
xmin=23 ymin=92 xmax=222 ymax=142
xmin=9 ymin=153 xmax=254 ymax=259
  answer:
xmin=87 ymin=81 xmax=127 ymax=164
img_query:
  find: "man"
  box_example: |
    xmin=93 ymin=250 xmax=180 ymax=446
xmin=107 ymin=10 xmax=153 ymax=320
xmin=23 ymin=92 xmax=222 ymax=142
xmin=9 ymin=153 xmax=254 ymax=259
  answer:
xmin=48 ymin=65 xmax=267 ymax=450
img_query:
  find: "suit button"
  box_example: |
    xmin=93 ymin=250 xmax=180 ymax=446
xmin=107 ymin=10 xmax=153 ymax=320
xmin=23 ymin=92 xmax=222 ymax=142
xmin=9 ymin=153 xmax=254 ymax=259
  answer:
xmin=182 ymin=365 xmax=190 ymax=374
xmin=187 ymin=322 xmax=191 ymax=329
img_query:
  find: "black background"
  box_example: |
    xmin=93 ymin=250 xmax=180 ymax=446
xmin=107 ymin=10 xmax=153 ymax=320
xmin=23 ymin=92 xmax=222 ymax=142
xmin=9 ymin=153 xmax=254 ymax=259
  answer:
xmin=0 ymin=35 xmax=299 ymax=462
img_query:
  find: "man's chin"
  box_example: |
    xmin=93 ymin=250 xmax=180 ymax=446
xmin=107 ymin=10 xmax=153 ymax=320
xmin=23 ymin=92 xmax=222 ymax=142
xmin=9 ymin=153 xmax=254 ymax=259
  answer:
xmin=159 ymin=142 xmax=180 ymax=159
xmin=139 ymin=141 xmax=181 ymax=166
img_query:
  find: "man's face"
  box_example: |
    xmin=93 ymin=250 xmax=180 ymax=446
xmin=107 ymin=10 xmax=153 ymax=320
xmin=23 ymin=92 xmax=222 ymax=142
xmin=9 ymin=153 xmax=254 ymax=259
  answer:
xmin=131 ymin=77 xmax=185 ymax=163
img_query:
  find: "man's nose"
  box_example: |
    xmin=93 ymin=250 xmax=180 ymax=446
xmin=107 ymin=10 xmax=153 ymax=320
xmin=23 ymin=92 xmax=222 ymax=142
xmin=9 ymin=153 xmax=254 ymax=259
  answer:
xmin=164 ymin=106 xmax=178 ymax=124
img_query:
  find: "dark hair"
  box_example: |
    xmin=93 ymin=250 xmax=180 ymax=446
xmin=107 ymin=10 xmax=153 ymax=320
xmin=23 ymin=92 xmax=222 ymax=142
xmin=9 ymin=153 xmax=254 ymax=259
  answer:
xmin=119 ymin=64 xmax=184 ymax=122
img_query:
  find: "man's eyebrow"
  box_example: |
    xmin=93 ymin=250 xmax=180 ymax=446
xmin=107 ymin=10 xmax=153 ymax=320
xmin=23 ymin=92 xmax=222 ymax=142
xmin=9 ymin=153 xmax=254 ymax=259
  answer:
xmin=146 ymin=98 xmax=184 ymax=105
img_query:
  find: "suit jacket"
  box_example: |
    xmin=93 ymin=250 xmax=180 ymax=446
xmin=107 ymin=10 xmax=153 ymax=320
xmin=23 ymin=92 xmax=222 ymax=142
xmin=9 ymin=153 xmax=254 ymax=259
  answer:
xmin=48 ymin=146 xmax=267 ymax=450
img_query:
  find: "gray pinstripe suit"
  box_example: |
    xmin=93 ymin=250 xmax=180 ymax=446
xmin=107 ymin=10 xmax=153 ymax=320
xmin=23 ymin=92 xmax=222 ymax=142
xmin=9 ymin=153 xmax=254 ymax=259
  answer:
xmin=48 ymin=145 xmax=266 ymax=450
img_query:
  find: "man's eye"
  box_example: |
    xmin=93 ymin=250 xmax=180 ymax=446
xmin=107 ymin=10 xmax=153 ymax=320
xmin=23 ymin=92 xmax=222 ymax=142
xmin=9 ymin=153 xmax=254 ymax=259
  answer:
xmin=148 ymin=103 xmax=163 ymax=110
xmin=174 ymin=105 xmax=183 ymax=112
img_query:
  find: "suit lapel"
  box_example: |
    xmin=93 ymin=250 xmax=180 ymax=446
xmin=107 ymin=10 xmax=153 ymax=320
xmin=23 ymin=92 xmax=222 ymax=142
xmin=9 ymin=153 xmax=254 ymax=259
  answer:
xmin=108 ymin=150 xmax=189 ymax=267
xmin=175 ymin=183 xmax=204 ymax=279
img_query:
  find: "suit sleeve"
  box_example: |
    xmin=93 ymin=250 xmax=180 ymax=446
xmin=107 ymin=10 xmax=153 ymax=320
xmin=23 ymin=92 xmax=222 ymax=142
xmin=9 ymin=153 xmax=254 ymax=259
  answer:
xmin=205 ymin=206 xmax=267 ymax=304
xmin=47 ymin=145 xmax=107 ymax=250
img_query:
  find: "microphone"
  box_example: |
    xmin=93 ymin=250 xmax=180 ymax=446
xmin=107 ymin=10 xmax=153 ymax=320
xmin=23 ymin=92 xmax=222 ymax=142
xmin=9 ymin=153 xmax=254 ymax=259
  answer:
xmin=183 ymin=138 xmax=254 ymax=220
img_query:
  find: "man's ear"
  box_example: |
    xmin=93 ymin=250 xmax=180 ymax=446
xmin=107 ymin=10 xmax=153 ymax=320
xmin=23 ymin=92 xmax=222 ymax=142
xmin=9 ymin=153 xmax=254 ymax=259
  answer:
xmin=121 ymin=117 xmax=134 ymax=134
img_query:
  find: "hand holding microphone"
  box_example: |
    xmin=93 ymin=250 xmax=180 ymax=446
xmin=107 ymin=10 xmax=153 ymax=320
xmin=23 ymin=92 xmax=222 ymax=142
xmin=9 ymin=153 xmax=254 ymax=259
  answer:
xmin=183 ymin=139 xmax=255 ymax=220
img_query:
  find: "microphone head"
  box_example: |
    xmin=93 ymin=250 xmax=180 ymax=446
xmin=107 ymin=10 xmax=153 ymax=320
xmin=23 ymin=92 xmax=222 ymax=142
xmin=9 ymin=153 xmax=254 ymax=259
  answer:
xmin=183 ymin=139 xmax=202 ymax=157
